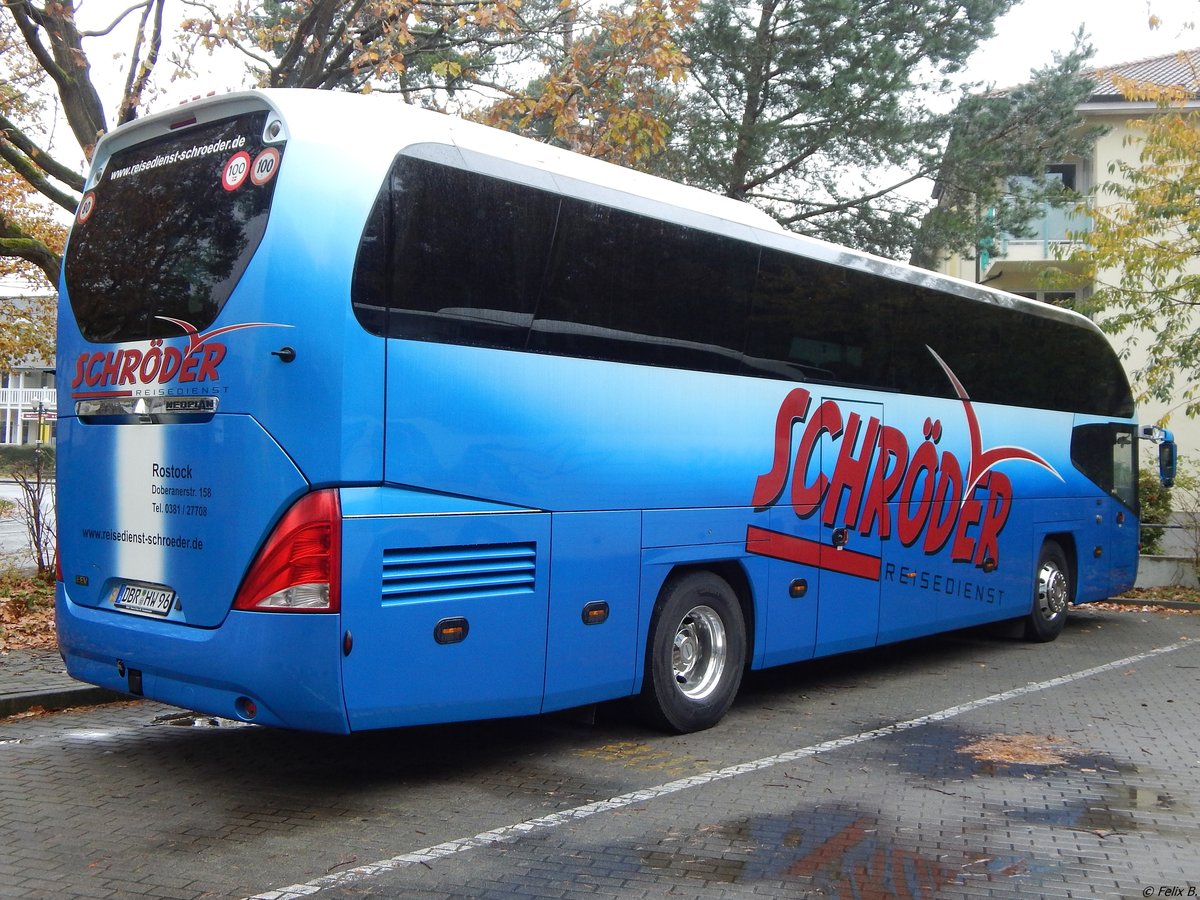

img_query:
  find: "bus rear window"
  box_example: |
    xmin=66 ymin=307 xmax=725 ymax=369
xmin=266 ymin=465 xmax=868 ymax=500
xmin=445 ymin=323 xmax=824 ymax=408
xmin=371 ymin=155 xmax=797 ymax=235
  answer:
xmin=64 ymin=110 xmax=285 ymax=343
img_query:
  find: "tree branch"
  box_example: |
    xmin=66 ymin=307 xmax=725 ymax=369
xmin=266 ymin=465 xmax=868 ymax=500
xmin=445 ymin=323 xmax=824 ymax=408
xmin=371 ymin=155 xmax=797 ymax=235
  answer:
xmin=5 ymin=0 xmax=66 ymax=82
xmin=6 ymin=0 xmax=109 ymax=155
xmin=0 ymin=139 xmax=79 ymax=211
xmin=776 ymin=170 xmax=929 ymax=225
xmin=0 ymin=236 xmax=59 ymax=282
xmin=79 ymin=0 xmax=153 ymax=38
xmin=0 ymin=110 xmax=86 ymax=192
xmin=117 ymin=0 xmax=165 ymax=125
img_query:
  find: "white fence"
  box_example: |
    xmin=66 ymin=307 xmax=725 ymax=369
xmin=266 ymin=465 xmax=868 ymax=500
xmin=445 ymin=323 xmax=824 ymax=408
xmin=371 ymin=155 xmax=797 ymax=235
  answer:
xmin=0 ymin=388 xmax=55 ymax=408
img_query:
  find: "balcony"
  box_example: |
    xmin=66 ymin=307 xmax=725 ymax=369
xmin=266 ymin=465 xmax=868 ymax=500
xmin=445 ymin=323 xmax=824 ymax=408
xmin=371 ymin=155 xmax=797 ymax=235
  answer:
xmin=981 ymin=202 xmax=1092 ymax=288
xmin=999 ymin=203 xmax=1092 ymax=262
xmin=0 ymin=388 xmax=57 ymax=410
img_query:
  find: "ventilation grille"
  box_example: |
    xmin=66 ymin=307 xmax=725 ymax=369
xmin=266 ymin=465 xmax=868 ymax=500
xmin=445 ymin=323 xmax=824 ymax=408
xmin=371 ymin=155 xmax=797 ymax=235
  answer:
xmin=382 ymin=542 xmax=537 ymax=605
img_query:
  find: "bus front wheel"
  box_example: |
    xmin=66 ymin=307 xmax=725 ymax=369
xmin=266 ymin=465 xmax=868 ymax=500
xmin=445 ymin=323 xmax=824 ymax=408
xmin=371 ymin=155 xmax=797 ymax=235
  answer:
xmin=638 ymin=571 xmax=746 ymax=733
xmin=1025 ymin=542 xmax=1070 ymax=642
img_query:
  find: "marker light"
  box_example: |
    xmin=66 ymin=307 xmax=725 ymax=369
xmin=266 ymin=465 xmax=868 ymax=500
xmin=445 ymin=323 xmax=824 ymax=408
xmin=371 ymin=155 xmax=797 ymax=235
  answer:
xmin=434 ymin=618 xmax=469 ymax=644
xmin=233 ymin=490 xmax=341 ymax=612
xmin=581 ymin=601 xmax=609 ymax=625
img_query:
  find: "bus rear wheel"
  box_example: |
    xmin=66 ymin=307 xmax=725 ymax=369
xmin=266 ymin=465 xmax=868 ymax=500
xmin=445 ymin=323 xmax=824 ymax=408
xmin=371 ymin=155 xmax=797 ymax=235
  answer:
xmin=1025 ymin=541 xmax=1070 ymax=642
xmin=638 ymin=571 xmax=746 ymax=733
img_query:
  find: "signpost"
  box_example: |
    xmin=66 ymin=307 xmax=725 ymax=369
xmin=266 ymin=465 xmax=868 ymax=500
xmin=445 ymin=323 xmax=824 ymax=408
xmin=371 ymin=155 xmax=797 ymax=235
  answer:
xmin=21 ymin=402 xmax=55 ymax=444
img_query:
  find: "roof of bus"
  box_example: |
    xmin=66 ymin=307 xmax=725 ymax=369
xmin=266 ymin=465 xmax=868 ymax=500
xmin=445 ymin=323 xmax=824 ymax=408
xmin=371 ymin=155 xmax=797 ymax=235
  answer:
xmin=107 ymin=88 xmax=1107 ymax=339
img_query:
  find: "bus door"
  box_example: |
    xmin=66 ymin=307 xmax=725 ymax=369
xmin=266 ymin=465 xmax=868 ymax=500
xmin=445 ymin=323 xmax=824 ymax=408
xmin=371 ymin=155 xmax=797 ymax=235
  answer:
xmin=750 ymin=501 xmax=821 ymax=668
xmin=814 ymin=398 xmax=884 ymax=656
xmin=1107 ymin=427 xmax=1140 ymax=594
xmin=1071 ymin=422 xmax=1139 ymax=596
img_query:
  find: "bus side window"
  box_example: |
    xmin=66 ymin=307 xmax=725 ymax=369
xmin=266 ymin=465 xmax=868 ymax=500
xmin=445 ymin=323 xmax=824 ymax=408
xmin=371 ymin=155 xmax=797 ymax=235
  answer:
xmin=351 ymin=188 xmax=392 ymax=336
xmin=352 ymin=155 xmax=559 ymax=347
xmin=534 ymin=198 xmax=755 ymax=372
xmin=350 ymin=154 xmax=1134 ymax=423
xmin=745 ymin=250 xmax=865 ymax=386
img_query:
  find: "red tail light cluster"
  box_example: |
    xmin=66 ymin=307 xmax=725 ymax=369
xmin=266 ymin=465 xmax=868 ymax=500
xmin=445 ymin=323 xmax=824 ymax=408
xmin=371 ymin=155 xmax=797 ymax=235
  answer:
xmin=233 ymin=490 xmax=341 ymax=612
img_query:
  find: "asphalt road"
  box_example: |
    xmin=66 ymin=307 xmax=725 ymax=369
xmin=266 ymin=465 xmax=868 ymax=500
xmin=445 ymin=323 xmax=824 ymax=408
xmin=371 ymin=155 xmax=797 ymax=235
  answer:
xmin=2 ymin=605 xmax=1198 ymax=899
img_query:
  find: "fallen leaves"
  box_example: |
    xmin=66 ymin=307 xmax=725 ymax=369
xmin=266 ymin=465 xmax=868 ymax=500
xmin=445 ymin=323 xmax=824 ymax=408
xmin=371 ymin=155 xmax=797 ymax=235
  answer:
xmin=958 ymin=734 xmax=1077 ymax=766
xmin=1115 ymin=587 xmax=1200 ymax=604
xmin=0 ymin=569 xmax=57 ymax=652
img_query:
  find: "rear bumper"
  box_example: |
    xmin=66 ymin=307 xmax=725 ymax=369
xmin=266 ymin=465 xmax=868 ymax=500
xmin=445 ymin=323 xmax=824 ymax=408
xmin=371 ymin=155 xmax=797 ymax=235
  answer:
xmin=55 ymin=584 xmax=349 ymax=733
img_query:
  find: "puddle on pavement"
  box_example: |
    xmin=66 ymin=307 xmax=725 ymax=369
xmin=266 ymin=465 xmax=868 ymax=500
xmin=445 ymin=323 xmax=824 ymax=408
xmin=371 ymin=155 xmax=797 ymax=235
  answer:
xmin=881 ymin=721 xmax=1146 ymax=781
xmin=150 ymin=712 xmax=255 ymax=728
xmin=633 ymin=805 xmax=1045 ymax=896
xmin=881 ymin=722 xmax=1192 ymax=839
xmin=628 ymin=724 xmax=1197 ymax=893
xmin=1003 ymin=782 xmax=1187 ymax=837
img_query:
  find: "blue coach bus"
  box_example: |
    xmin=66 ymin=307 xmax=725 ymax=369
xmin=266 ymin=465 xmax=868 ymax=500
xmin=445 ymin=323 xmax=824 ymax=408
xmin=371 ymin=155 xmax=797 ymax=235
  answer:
xmin=55 ymin=89 xmax=1167 ymax=734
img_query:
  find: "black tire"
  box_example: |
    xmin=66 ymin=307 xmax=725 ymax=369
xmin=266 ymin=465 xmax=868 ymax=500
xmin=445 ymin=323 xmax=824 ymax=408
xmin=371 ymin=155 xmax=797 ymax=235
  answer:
xmin=1024 ymin=541 xmax=1070 ymax=642
xmin=638 ymin=571 xmax=746 ymax=733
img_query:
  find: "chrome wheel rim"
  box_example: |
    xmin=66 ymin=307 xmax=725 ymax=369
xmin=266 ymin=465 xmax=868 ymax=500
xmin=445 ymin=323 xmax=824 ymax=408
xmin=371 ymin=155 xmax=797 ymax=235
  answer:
xmin=1036 ymin=561 xmax=1068 ymax=622
xmin=672 ymin=605 xmax=727 ymax=701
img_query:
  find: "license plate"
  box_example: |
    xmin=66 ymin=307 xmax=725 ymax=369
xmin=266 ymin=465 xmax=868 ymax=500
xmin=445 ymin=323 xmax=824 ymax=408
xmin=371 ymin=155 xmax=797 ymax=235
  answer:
xmin=114 ymin=583 xmax=175 ymax=617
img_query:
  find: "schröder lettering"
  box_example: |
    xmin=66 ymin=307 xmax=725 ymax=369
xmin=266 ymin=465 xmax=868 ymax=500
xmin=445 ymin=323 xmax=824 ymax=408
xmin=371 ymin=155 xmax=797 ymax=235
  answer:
xmin=70 ymin=341 xmax=226 ymax=389
xmin=747 ymin=361 xmax=1060 ymax=574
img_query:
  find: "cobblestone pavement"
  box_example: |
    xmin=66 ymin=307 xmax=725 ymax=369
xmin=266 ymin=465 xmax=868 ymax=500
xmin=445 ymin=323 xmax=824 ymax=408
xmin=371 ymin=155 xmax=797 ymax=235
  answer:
xmin=0 ymin=649 xmax=122 ymax=717
xmin=2 ymin=606 xmax=1198 ymax=899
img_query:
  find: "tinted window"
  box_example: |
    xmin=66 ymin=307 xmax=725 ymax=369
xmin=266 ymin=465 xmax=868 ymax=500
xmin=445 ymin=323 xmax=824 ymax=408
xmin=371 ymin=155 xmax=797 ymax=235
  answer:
xmin=746 ymin=248 xmax=1133 ymax=417
xmin=65 ymin=111 xmax=284 ymax=343
xmin=352 ymin=154 xmax=1133 ymax=418
xmin=353 ymin=157 xmax=559 ymax=348
xmin=1072 ymin=423 xmax=1138 ymax=511
xmin=532 ymin=198 xmax=755 ymax=371
xmin=746 ymin=252 xmax=901 ymax=389
xmin=354 ymin=155 xmax=756 ymax=372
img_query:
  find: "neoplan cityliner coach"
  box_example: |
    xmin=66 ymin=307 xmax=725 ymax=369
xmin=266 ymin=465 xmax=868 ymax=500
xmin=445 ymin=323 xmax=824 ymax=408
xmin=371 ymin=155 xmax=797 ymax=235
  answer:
xmin=56 ymin=89 xmax=1170 ymax=734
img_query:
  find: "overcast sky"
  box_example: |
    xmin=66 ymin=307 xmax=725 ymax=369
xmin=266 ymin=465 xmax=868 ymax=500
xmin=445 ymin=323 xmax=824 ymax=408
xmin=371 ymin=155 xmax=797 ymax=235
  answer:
xmin=967 ymin=0 xmax=1197 ymax=88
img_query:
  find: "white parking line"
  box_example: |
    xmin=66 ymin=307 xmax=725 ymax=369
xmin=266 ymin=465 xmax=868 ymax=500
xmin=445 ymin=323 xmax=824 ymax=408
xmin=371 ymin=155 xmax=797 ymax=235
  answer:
xmin=248 ymin=639 xmax=1193 ymax=900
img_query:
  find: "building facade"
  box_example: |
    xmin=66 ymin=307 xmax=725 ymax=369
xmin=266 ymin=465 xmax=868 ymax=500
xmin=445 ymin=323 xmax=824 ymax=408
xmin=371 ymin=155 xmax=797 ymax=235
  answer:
xmin=0 ymin=367 xmax=56 ymax=446
xmin=932 ymin=49 xmax=1200 ymax=458
xmin=0 ymin=286 xmax=57 ymax=447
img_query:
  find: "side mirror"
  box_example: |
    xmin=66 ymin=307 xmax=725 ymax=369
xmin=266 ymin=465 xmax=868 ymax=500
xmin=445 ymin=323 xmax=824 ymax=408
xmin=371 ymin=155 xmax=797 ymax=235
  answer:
xmin=1159 ymin=439 xmax=1177 ymax=489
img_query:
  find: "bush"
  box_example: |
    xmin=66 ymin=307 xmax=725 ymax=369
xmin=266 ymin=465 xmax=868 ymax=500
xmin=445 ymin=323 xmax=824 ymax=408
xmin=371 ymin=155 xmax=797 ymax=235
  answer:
xmin=1139 ymin=467 xmax=1171 ymax=555
xmin=0 ymin=445 xmax=54 ymax=476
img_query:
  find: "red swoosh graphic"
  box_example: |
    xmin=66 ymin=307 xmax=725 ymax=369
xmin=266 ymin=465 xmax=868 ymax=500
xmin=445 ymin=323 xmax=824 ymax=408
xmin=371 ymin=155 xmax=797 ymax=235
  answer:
xmin=156 ymin=316 xmax=292 ymax=353
xmin=926 ymin=346 xmax=1062 ymax=498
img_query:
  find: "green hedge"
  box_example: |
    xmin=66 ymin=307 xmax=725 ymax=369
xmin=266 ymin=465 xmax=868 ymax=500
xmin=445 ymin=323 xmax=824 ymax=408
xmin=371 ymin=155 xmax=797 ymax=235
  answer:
xmin=1139 ymin=467 xmax=1171 ymax=556
xmin=0 ymin=445 xmax=55 ymax=475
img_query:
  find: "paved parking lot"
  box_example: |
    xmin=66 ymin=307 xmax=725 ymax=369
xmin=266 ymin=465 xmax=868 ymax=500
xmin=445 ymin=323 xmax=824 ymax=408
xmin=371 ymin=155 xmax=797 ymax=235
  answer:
xmin=2 ymin=605 xmax=1198 ymax=899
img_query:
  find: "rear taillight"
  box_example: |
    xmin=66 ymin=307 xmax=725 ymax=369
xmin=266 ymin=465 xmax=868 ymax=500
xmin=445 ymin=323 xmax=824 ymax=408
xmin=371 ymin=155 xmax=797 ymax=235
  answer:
xmin=233 ymin=490 xmax=341 ymax=612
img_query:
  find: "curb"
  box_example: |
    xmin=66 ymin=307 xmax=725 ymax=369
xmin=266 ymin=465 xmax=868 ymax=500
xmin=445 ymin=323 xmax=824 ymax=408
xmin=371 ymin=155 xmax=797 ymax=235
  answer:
xmin=0 ymin=684 xmax=128 ymax=719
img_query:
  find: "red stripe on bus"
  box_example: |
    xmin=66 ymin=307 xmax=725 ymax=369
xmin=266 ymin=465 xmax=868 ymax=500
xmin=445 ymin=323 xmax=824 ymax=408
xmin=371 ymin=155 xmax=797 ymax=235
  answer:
xmin=745 ymin=525 xmax=882 ymax=581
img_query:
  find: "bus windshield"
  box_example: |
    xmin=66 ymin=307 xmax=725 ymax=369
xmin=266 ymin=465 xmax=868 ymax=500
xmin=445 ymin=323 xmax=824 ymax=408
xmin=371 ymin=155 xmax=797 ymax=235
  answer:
xmin=64 ymin=110 xmax=284 ymax=344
